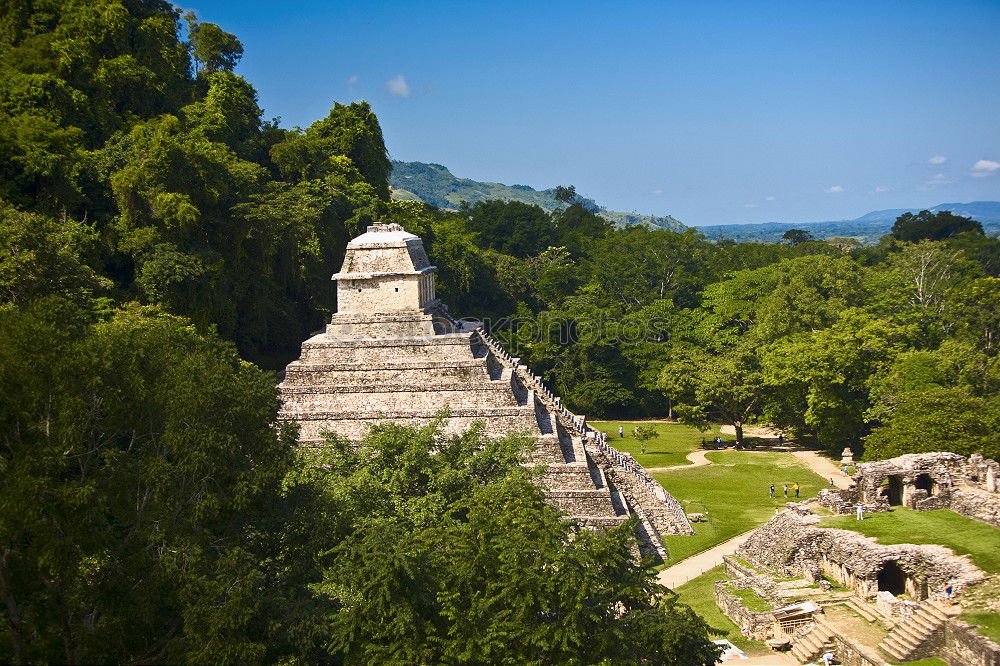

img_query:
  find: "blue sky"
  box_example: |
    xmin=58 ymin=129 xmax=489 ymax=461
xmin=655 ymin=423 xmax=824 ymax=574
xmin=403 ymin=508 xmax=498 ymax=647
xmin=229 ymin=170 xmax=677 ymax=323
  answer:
xmin=187 ymin=0 xmax=1000 ymax=226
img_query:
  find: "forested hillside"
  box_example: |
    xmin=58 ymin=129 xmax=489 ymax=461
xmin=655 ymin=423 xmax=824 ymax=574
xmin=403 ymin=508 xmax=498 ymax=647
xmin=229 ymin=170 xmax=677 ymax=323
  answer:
xmin=390 ymin=159 xmax=686 ymax=231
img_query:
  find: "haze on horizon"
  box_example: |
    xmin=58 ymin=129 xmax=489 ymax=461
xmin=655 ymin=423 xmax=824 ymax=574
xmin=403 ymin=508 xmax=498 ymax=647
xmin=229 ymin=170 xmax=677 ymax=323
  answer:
xmin=188 ymin=0 xmax=1000 ymax=226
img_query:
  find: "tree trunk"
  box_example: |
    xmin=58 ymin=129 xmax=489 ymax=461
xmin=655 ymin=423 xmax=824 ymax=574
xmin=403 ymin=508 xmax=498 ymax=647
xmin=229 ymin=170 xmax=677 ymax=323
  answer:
xmin=667 ymin=398 xmax=673 ymax=420
xmin=735 ymin=422 xmax=744 ymax=442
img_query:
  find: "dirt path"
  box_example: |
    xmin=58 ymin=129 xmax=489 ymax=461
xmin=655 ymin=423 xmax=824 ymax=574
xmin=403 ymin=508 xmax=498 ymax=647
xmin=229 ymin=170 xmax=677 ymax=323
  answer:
xmin=644 ymin=449 xmax=712 ymax=473
xmin=792 ymin=450 xmax=853 ymax=490
xmin=651 ymin=444 xmax=854 ymax=591
xmin=656 ymin=529 xmax=756 ymax=589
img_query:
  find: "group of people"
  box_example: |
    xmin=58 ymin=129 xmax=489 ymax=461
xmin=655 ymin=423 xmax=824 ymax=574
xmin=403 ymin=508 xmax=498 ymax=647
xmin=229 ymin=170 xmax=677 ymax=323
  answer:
xmin=769 ymin=482 xmax=800 ymax=498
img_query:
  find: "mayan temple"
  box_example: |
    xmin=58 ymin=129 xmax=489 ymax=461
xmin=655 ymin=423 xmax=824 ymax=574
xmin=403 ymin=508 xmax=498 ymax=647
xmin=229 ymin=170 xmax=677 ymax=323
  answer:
xmin=278 ymin=223 xmax=692 ymax=557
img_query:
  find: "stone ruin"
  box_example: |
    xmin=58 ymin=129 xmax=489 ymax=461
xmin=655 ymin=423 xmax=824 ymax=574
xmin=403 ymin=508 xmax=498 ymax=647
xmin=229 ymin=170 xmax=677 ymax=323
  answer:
xmin=819 ymin=452 xmax=1000 ymax=528
xmin=726 ymin=508 xmax=999 ymax=665
xmin=278 ymin=223 xmax=693 ymax=558
xmin=739 ymin=511 xmax=987 ymax=604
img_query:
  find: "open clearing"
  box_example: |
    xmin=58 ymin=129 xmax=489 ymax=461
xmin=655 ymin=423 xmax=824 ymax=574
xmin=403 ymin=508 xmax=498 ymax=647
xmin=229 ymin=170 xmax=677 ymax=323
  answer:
xmin=590 ymin=420 xmax=720 ymax=468
xmin=653 ymin=451 xmax=828 ymax=566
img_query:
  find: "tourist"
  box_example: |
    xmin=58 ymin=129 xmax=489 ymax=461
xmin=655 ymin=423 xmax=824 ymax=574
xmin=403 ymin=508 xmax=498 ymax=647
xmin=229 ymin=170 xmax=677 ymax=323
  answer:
xmin=770 ymin=483 xmax=775 ymax=498
xmin=783 ymin=484 xmax=788 ymax=497
xmin=794 ymin=482 xmax=800 ymax=498
xmin=842 ymin=464 xmax=849 ymax=475
xmin=619 ymin=425 xmax=623 ymax=438
xmin=855 ymin=502 xmax=864 ymax=520
xmin=830 ymin=477 xmax=834 ymax=487
xmin=823 ymin=651 xmax=835 ymax=666
xmin=945 ymin=584 xmax=954 ymax=603
xmin=777 ymin=433 xmax=784 ymax=445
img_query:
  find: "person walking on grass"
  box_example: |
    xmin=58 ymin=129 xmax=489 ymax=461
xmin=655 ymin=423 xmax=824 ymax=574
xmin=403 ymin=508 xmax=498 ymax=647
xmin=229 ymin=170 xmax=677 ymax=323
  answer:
xmin=855 ymin=502 xmax=864 ymax=520
xmin=619 ymin=425 xmax=623 ymax=439
xmin=783 ymin=484 xmax=788 ymax=498
xmin=794 ymin=482 xmax=800 ymax=498
xmin=770 ymin=483 xmax=775 ymax=498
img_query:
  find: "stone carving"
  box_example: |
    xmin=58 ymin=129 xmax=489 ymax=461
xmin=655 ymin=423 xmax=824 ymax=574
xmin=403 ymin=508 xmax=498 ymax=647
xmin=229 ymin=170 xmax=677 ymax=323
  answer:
xmin=278 ymin=223 xmax=692 ymax=558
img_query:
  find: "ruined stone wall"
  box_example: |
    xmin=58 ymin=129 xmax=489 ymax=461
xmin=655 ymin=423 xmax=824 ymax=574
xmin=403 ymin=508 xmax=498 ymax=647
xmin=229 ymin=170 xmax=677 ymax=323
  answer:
xmin=714 ymin=581 xmax=776 ymax=640
xmin=823 ymin=452 xmax=1000 ymax=527
xmin=829 ymin=635 xmax=884 ymax=666
xmin=940 ymin=620 xmax=1000 ymax=666
xmin=951 ymin=487 xmax=1000 ymax=528
xmin=737 ymin=511 xmax=987 ymax=600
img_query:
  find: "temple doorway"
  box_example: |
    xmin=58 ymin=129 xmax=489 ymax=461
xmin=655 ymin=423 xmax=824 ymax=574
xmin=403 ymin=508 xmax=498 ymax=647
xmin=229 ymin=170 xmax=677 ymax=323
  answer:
xmin=885 ymin=475 xmax=903 ymax=506
xmin=914 ymin=473 xmax=935 ymax=496
xmin=877 ymin=560 xmax=907 ymax=596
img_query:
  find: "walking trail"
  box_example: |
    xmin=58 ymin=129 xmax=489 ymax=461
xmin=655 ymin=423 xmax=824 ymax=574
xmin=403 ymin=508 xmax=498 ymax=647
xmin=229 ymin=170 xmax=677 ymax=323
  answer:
xmin=654 ymin=436 xmax=854 ymax=590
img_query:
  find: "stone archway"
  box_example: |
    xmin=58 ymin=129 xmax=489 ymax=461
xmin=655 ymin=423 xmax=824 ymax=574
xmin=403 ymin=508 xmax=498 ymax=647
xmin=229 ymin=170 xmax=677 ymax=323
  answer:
xmin=877 ymin=560 xmax=907 ymax=596
xmin=914 ymin=473 xmax=934 ymax=496
xmin=884 ymin=475 xmax=903 ymax=506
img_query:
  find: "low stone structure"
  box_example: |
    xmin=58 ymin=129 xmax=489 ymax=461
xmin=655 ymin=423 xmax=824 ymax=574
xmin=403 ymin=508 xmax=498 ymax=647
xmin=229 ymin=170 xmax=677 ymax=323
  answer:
xmin=739 ymin=511 xmax=987 ymax=601
xmin=819 ymin=452 xmax=1000 ymax=528
xmin=727 ymin=507 xmax=999 ymax=664
xmin=278 ymin=223 xmax=692 ymax=558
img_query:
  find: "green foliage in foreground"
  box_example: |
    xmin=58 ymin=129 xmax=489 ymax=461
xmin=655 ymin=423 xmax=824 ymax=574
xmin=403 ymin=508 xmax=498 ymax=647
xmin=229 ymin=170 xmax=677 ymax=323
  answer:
xmin=297 ymin=423 xmax=720 ymax=666
xmin=819 ymin=508 xmax=1000 ymax=574
xmin=0 ymin=302 xmax=720 ymax=664
xmin=653 ymin=451 xmax=828 ymax=565
xmin=0 ymin=301 xmax=297 ymax=664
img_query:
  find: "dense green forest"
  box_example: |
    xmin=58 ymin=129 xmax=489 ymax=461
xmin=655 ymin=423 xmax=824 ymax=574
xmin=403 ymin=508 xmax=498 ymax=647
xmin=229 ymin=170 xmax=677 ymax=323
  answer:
xmin=1 ymin=0 xmax=998 ymax=662
xmin=0 ymin=1 xmax=722 ymax=663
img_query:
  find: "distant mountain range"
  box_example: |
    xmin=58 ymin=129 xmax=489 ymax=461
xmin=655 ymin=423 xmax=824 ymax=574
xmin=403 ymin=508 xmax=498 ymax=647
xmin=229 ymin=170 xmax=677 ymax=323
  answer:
xmin=388 ymin=160 xmax=999 ymax=244
xmin=389 ymin=160 xmax=685 ymax=231
xmin=694 ymin=201 xmax=1000 ymax=244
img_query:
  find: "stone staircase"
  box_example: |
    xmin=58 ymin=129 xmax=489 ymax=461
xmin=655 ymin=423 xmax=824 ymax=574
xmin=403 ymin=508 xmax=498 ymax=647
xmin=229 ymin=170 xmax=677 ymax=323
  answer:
xmin=790 ymin=619 xmax=835 ymax=664
xmin=878 ymin=602 xmax=947 ymax=662
xmin=845 ymin=596 xmax=881 ymax=624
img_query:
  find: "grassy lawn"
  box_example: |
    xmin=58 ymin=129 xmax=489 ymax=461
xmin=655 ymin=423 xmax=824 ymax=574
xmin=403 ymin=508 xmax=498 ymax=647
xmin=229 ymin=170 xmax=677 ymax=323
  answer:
xmin=819 ymin=508 xmax=1000 ymax=574
xmin=961 ymin=611 xmax=1000 ymax=644
xmin=652 ymin=451 xmax=828 ymax=565
xmin=673 ymin=565 xmax=765 ymax=653
xmin=590 ymin=420 xmax=721 ymax=468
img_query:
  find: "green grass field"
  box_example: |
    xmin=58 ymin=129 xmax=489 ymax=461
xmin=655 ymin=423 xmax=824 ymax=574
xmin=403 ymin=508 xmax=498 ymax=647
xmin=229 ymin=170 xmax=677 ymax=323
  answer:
xmin=653 ymin=451 xmax=828 ymax=565
xmin=673 ymin=565 xmax=764 ymax=653
xmin=590 ymin=420 xmax=721 ymax=468
xmin=819 ymin=508 xmax=1000 ymax=574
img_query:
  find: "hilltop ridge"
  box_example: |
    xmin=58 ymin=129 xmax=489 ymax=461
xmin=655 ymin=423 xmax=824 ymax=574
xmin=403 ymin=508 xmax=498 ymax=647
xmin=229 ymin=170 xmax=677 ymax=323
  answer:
xmin=389 ymin=160 xmax=686 ymax=231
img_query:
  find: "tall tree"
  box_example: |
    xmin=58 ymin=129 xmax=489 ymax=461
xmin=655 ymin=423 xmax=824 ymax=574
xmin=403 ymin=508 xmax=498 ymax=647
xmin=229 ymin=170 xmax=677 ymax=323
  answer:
xmin=890 ymin=209 xmax=982 ymax=242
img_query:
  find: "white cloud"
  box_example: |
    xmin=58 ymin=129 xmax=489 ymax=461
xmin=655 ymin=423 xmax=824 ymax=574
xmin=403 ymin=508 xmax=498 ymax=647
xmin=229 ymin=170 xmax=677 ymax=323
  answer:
xmin=765 ymin=196 xmax=777 ymax=201
xmin=971 ymin=159 xmax=1000 ymax=177
xmin=928 ymin=155 xmax=947 ymax=165
xmin=743 ymin=203 xmax=758 ymax=208
xmin=347 ymin=74 xmax=359 ymax=86
xmin=386 ymin=74 xmax=411 ymax=97
xmin=874 ymin=186 xmax=890 ymax=193
xmin=651 ymin=188 xmax=664 ymax=195
xmin=925 ymin=173 xmax=953 ymax=187
xmin=824 ymin=185 xmax=844 ymax=193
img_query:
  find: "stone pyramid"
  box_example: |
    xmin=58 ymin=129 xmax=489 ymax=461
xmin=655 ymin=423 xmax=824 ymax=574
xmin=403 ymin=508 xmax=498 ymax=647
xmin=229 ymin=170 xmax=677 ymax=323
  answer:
xmin=278 ymin=223 xmax=692 ymax=557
